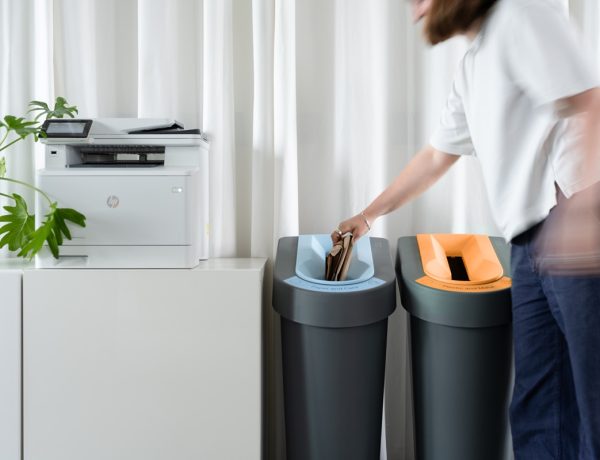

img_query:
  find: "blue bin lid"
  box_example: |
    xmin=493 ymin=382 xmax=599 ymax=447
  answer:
xmin=273 ymin=236 xmax=397 ymax=328
xmin=295 ymin=234 xmax=375 ymax=285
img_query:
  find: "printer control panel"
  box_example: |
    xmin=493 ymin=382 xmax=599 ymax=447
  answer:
xmin=42 ymin=119 xmax=93 ymax=138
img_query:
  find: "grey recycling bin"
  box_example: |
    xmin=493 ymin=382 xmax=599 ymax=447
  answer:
xmin=396 ymin=234 xmax=513 ymax=460
xmin=273 ymin=235 xmax=396 ymax=460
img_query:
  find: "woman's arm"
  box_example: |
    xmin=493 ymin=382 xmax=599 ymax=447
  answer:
xmin=333 ymin=145 xmax=460 ymax=241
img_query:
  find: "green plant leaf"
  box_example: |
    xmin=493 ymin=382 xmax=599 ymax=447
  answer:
xmin=0 ymin=193 xmax=35 ymax=252
xmin=0 ymin=96 xmax=85 ymax=260
xmin=18 ymin=217 xmax=52 ymax=259
xmin=27 ymin=100 xmax=50 ymax=111
xmin=2 ymin=115 xmax=39 ymax=139
xmin=28 ymin=97 xmax=78 ymax=121
xmin=0 ymin=194 xmax=87 ymax=259
xmin=52 ymin=97 xmax=78 ymax=118
xmin=56 ymin=207 xmax=86 ymax=228
xmin=18 ymin=203 xmax=86 ymax=259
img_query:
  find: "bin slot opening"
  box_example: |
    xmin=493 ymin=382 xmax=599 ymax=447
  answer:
xmin=416 ymin=234 xmax=504 ymax=285
xmin=295 ymin=234 xmax=375 ymax=285
xmin=447 ymin=256 xmax=469 ymax=281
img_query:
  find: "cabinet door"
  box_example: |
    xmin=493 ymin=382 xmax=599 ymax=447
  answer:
xmin=0 ymin=270 xmax=22 ymax=460
xmin=23 ymin=264 xmax=263 ymax=460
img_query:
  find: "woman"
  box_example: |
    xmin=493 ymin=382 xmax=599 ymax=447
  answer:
xmin=333 ymin=0 xmax=600 ymax=458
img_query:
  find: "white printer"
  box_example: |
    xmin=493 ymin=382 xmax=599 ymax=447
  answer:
xmin=36 ymin=118 xmax=209 ymax=268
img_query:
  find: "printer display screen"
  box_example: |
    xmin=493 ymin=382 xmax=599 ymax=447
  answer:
xmin=42 ymin=119 xmax=92 ymax=138
xmin=46 ymin=122 xmax=87 ymax=135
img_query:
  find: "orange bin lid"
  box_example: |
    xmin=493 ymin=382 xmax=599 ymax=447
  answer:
xmin=416 ymin=234 xmax=504 ymax=286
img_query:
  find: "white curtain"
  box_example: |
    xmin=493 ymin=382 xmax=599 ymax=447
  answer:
xmin=0 ymin=0 xmax=52 ymax=202
xmin=1 ymin=0 xmax=598 ymax=458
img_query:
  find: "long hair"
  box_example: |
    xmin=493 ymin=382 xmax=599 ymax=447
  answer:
xmin=424 ymin=0 xmax=498 ymax=45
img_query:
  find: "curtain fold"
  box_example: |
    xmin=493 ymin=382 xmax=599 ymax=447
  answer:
xmin=251 ymin=0 xmax=275 ymax=259
xmin=138 ymin=0 xmax=202 ymax=124
xmin=251 ymin=0 xmax=299 ymax=260
xmin=332 ymin=0 xmax=389 ymax=224
xmin=53 ymin=0 xmax=138 ymax=118
xmin=0 ymin=0 xmax=52 ymax=199
xmin=203 ymin=0 xmax=237 ymax=257
xmin=0 ymin=0 xmax=52 ymax=258
xmin=273 ymin=0 xmax=299 ymax=246
xmin=251 ymin=1 xmax=299 ymax=458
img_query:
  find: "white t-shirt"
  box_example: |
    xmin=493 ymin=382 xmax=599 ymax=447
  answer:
xmin=430 ymin=0 xmax=600 ymax=241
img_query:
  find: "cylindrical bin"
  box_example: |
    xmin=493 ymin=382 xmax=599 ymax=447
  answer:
xmin=396 ymin=234 xmax=513 ymax=460
xmin=273 ymin=235 xmax=396 ymax=460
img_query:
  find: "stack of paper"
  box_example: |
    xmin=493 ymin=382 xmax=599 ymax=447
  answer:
xmin=325 ymin=233 xmax=354 ymax=281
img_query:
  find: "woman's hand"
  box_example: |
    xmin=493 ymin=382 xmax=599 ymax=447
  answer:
xmin=331 ymin=212 xmax=373 ymax=243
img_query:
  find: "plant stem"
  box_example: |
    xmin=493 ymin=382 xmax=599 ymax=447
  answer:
xmin=0 ymin=130 xmax=8 ymax=147
xmin=0 ymin=177 xmax=53 ymax=204
xmin=0 ymin=192 xmax=14 ymax=200
xmin=0 ymin=137 xmax=25 ymax=154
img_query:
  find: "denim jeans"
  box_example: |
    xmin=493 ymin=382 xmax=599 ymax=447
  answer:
xmin=510 ymin=221 xmax=600 ymax=459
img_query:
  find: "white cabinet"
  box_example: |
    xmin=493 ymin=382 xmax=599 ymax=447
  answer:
xmin=23 ymin=259 xmax=265 ymax=460
xmin=0 ymin=267 xmax=23 ymax=460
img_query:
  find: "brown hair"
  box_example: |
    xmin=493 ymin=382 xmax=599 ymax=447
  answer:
xmin=424 ymin=0 xmax=498 ymax=45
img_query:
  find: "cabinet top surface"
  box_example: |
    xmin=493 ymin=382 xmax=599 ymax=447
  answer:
xmin=0 ymin=258 xmax=267 ymax=273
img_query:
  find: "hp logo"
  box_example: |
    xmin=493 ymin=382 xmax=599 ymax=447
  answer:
xmin=106 ymin=195 xmax=120 ymax=208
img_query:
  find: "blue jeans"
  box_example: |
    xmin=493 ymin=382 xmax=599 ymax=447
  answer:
xmin=510 ymin=220 xmax=600 ymax=459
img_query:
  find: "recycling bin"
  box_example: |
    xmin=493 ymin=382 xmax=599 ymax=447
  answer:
xmin=273 ymin=235 xmax=396 ymax=460
xmin=396 ymin=234 xmax=513 ymax=460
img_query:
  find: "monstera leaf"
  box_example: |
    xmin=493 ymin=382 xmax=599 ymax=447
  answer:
xmin=28 ymin=97 xmax=78 ymax=121
xmin=0 ymin=97 xmax=85 ymax=259
xmin=0 ymin=194 xmax=86 ymax=259
xmin=19 ymin=204 xmax=86 ymax=259
xmin=0 ymin=193 xmax=35 ymax=252
xmin=0 ymin=115 xmax=39 ymax=140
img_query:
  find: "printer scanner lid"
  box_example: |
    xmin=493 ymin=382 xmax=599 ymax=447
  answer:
xmin=89 ymin=118 xmax=201 ymax=136
xmin=40 ymin=118 xmax=206 ymax=144
xmin=42 ymin=118 xmax=204 ymax=139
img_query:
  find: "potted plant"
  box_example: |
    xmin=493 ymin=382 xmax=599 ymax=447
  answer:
xmin=0 ymin=97 xmax=86 ymax=259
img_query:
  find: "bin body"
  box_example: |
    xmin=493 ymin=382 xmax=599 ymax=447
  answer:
xmin=281 ymin=319 xmax=388 ymax=460
xmin=411 ymin=318 xmax=512 ymax=460
xmin=397 ymin=235 xmax=513 ymax=460
xmin=273 ymin=236 xmax=396 ymax=460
